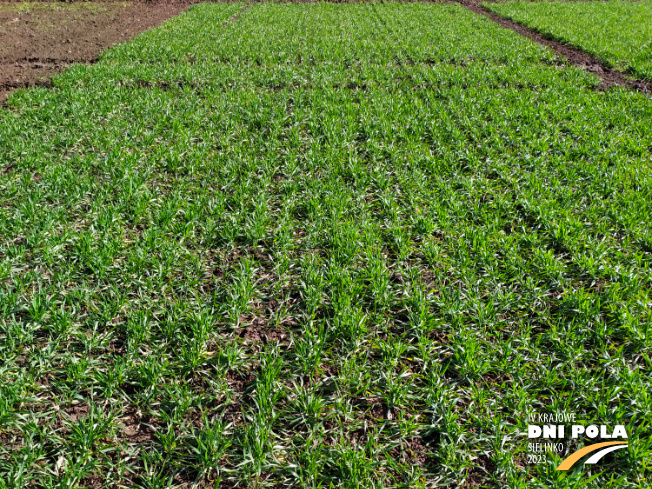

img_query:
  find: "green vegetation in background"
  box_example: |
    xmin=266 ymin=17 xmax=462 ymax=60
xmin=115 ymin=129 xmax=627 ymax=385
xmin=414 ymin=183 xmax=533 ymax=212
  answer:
xmin=0 ymin=2 xmax=651 ymax=488
xmin=487 ymin=0 xmax=652 ymax=80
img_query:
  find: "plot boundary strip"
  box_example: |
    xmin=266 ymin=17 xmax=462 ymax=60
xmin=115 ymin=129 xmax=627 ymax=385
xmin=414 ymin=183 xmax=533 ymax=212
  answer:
xmin=459 ymin=0 xmax=652 ymax=93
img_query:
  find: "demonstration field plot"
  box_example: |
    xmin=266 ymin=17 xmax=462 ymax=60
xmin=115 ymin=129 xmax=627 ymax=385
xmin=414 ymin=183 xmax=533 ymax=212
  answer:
xmin=487 ymin=0 xmax=652 ymax=80
xmin=1 ymin=2 xmax=651 ymax=488
xmin=0 ymin=0 xmax=192 ymax=102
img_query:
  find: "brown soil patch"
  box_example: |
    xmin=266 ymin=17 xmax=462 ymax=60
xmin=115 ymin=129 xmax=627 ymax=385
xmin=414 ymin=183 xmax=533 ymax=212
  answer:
xmin=462 ymin=453 xmax=497 ymax=487
xmin=118 ymin=407 xmax=157 ymax=444
xmin=390 ymin=436 xmax=432 ymax=469
xmin=460 ymin=0 xmax=652 ymax=93
xmin=79 ymin=474 xmax=105 ymax=489
xmin=61 ymin=401 xmax=91 ymax=422
xmin=0 ymin=0 xmax=197 ymax=103
xmin=238 ymin=325 xmax=287 ymax=344
xmin=225 ymin=368 xmax=256 ymax=393
xmin=353 ymin=397 xmax=392 ymax=421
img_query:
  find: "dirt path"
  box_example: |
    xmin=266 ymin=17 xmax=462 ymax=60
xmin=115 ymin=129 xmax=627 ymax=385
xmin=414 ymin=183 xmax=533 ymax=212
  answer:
xmin=460 ymin=0 xmax=652 ymax=93
xmin=0 ymin=0 xmax=195 ymax=103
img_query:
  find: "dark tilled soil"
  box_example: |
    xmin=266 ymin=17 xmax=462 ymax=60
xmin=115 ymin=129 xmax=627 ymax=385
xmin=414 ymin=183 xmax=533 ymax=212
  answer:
xmin=0 ymin=0 xmax=197 ymax=102
xmin=460 ymin=0 xmax=652 ymax=93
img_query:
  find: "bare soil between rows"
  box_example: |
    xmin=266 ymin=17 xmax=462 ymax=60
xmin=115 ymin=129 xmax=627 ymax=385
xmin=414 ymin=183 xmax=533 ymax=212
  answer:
xmin=0 ymin=0 xmax=198 ymax=103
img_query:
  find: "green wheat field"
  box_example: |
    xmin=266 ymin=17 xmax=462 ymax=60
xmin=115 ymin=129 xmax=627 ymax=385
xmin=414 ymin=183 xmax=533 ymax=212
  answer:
xmin=0 ymin=2 xmax=650 ymax=488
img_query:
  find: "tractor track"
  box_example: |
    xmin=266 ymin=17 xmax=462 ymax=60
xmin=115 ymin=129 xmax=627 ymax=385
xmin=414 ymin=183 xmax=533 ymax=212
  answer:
xmin=459 ymin=0 xmax=652 ymax=93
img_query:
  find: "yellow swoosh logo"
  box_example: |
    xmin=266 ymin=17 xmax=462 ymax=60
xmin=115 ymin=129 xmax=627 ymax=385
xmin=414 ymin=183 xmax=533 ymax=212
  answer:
xmin=556 ymin=441 xmax=628 ymax=470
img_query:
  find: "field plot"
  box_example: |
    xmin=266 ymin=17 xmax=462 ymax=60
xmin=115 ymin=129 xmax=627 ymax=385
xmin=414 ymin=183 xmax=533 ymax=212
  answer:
xmin=1 ymin=2 xmax=652 ymax=488
xmin=487 ymin=0 xmax=652 ymax=80
xmin=0 ymin=1 xmax=191 ymax=103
